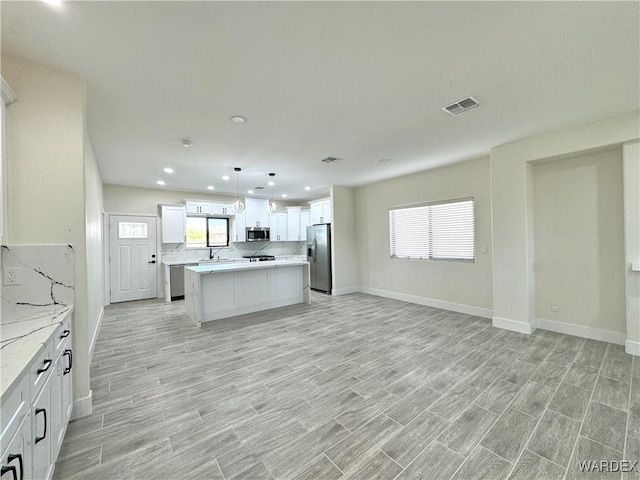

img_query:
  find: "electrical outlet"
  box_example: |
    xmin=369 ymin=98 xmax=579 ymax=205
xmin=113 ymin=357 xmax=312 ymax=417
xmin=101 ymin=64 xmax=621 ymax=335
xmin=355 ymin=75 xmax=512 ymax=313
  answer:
xmin=3 ymin=267 xmax=21 ymax=286
xmin=550 ymin=302 xmax=559 ymax=313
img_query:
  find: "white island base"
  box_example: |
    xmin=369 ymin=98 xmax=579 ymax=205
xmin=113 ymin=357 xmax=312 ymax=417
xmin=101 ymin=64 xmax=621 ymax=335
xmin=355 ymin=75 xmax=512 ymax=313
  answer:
xmin=184 ymin=260 xmax=310 ymax=326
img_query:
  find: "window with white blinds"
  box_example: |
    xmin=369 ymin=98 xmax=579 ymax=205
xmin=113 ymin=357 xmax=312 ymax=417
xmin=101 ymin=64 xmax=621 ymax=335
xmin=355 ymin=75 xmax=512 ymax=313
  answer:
xmin=389 ymin=198 xmax=475 ymax=261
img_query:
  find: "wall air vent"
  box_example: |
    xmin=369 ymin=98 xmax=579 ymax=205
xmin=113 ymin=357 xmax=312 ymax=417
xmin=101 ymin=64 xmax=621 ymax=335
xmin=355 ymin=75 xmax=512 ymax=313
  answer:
xmin=442 ymin=96 xmax=480 ymax=116
xmin=321 ymin=156 xmax=342 ymax=164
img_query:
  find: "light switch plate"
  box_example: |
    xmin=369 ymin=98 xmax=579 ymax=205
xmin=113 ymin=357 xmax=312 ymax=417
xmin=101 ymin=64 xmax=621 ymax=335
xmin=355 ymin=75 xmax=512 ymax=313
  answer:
xmin=3 ymin=267 xmax=21 ymax=286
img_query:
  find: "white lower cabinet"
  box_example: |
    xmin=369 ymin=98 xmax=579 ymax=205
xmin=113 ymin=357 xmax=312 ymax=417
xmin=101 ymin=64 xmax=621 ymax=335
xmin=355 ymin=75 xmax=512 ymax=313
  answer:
xmin=60 ymin=348 xmax=73 ymax=433
xmin=32 ymin=372 xmax=53 ymax=480
xmin=1 ymin=315 xmax=73 ymax=480
xmin=1 ymin=416 xmax=29 ymax=480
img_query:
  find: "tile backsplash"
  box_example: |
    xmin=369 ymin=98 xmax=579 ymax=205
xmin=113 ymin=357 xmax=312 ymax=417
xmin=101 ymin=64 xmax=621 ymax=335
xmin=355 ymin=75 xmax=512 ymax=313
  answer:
xmin=1 ymin=244 xmax=75 ymax=320
xmin=161 ymin=241 xmax=306 ymax=263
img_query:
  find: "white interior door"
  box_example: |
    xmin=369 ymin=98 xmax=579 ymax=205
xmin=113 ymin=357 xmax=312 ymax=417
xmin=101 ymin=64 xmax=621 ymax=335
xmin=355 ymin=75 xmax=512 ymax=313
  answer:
xmin=109 ymin=215 xmax=157 ymax=303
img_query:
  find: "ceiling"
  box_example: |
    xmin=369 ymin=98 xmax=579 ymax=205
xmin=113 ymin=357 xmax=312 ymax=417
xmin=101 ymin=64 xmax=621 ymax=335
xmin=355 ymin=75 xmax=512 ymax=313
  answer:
xmin=1 ymin=1 xmax=638 ymax=201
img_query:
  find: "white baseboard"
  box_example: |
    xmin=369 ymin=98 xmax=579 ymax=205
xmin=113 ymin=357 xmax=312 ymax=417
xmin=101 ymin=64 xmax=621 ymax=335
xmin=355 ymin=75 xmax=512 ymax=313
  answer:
xmin=359 ymin=286 xmax=492 ymax=319
xmin=492 ymin=316 xmax=536 ymax=334
xmin=89 ymin=307 xmax=104 ymax=361
xmin=71 ymin=390 xmax=93 ymax=420
xmin=332 ymin=286 xmax=359 ymax=296
xmin=625 ymin=339 xmax=640 ymax=356
xmin=536 ymin=317 xmax=626 ymax=345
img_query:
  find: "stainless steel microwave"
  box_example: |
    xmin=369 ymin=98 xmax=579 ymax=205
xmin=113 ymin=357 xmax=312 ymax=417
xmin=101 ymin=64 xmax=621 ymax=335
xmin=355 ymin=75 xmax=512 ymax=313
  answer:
xmin=246 ymin=227 xmax=270 ymax=242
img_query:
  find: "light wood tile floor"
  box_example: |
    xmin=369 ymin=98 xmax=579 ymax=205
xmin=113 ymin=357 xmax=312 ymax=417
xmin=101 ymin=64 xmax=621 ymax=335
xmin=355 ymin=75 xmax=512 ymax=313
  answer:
xmin=54 ymin=292 xmax=638 ymax=479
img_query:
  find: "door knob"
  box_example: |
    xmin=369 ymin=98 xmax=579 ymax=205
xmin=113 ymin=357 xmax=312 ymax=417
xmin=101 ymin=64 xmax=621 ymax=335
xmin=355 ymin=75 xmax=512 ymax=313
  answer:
xmin=148 ymin=260 xmax=156 ymax=264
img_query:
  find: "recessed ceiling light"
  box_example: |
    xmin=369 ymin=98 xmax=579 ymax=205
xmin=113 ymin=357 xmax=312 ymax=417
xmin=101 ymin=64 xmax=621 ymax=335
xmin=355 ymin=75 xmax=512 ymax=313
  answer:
xmin=230 ymin=116 xmax=246 ymax=124
xmin=181 ymin=139 xmax=192 ymax=148
xmin=248 ymin=190 xmax=254 ymax=194
xmin=207 ymin=186 xmax=214 ymax=190
xmin=42 ymin=0 xmax=61 ymax=6
xmin=379 ymin=158 xmax=391 ymax=163
xmin=157 ymin=180 xmax=166 ymax=186
xmin=163 ymin=167 xmax=174 ymax=174
xmin=222 ymin=175 xmax=230 ymax=181
xmin=267 ymin=181 xmax=275 ymax=186
xmin=304 ymin=186 xmax=311 ymax=191
xmin=281 ymin=193 xmax=288 ymax=198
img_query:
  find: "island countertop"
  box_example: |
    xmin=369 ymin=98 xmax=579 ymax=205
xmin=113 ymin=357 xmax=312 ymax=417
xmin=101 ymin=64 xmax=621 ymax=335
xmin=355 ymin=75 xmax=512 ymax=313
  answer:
xmin=184 ymin=260 xmax=310 ymax=326
xmin=186 ymin=259 xmax=309 ymax=274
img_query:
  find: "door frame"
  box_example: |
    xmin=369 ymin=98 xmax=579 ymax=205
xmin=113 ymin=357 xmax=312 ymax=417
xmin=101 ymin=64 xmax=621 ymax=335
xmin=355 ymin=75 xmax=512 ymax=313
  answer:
xmin=104 ymin=211 xmax=162 ymax=305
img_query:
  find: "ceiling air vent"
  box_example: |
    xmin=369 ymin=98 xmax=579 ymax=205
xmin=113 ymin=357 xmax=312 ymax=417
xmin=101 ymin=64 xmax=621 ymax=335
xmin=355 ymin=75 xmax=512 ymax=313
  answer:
xmin=321 ymin=156 xmax=342 ymax=164
xmin=442 ymin=96 xmax=480 ymax=116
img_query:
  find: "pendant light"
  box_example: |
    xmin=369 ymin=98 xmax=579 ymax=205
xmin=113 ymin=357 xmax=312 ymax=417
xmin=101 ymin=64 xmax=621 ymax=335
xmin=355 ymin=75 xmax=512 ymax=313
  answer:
xmin=268 ymin=173 xmax=277 ymax=213
xmin=232 ymin=167 xmax=245 ymax=212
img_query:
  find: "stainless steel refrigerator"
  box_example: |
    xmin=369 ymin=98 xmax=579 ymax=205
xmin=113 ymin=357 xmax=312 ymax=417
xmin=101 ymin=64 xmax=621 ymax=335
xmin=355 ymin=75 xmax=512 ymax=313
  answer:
xmin=306 ymin=224 xmax=332 ymax=294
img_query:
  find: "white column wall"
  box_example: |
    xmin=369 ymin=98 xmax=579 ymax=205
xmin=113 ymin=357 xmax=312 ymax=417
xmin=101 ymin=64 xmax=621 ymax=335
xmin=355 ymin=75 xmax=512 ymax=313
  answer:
xmin=623 ymin=141 xmax=640 ymax=355
xmin=490 ymin=111 xmax=640 ymax=350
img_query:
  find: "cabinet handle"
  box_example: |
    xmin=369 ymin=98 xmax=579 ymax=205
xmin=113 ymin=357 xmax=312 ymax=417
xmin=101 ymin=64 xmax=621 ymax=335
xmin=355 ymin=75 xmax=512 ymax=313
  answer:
xmin=0 ymin=466 xmax=16 ymax=480
xmin=6 ymin=455 xmax=22 ymax=480
xmin=35 ymin=409 xmax=47 ymax=444
xmin=60 ymin=329 xmax=70 ymax=339
xmin=64 ymin=349 xmax=73 ymax=375
xmin=37 ymin=359 xmax=52 ymax=375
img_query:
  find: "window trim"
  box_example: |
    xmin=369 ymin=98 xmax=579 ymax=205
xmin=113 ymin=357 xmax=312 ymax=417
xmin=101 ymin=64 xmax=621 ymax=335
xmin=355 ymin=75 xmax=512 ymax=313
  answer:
xmin=388 ymin=196 xmax=475 ymax=263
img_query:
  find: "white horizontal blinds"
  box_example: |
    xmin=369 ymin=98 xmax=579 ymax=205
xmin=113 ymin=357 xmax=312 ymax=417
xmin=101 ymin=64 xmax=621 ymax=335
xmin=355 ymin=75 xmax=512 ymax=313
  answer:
xmin=389 ymin=198 xmax=475 ymax=261
xmin=429 ymin=199 xmax=474 ymax=260
xmin=389 ymin=205 xmax=430 ymax=259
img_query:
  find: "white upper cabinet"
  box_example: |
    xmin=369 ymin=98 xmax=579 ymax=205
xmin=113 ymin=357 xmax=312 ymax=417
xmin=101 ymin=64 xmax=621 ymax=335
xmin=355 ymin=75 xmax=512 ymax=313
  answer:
xmin=211 ymin=203 xmax=233 ymax=216
xmin=161 ymin=205 xmax=186 ymax=243
xmin=233 ymin=210 xmax=246 ymax=242
xmin=286 ymin=207 xmax=301 ymax=241
xmin=185 ymin=200 xmax=212 ymax=215
xmin=245 ymin=197 xmax=270 ymax=228
xmin=309 ymin=198 xmax=332 ymax=225
xmin=186 ymin=200 xmax=234 ymax=216
xmin=270 ymin=212 xmax=288 ymax=241
xmin=300 ymin=210 xmax=310 ymax=241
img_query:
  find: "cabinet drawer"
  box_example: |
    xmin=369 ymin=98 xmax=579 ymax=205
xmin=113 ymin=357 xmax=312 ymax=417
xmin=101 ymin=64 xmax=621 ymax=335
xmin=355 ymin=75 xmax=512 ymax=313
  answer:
xmin=29 ymin=340 xmax=54 ymax=398
xmin=54 ymin=314 xmax=72 ymax=355
xmin=0 ymin=374 xmax=29 ymax=455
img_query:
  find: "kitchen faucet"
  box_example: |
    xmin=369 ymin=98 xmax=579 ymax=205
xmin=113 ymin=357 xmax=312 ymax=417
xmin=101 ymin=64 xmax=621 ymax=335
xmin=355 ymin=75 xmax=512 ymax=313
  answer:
xmin=209 ymin=248 xmax=214 ymax=260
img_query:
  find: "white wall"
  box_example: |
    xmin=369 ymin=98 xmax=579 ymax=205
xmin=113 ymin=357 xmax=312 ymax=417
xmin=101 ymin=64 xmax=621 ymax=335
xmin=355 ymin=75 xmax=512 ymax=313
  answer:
xmin=490 ymin=111 xmax=640 ymax=350
xmin=3 ymin=54 xmax=95 ymax=416
xmin=103 ymin=183 xmax=293 ymax=215
xmin=330 ymin=186 xmax=358 ymax=295
xmin=85 ymin=134 xmax=104 ymax=356
xmin=355 ymin=157 xmax=493 ymax=317
xmin=533 ymin=149 xmax=625 ymax=337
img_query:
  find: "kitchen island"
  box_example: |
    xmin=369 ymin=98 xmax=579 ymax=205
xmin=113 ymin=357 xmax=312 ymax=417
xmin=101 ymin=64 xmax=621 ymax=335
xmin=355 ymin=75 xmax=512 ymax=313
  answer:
xmin=184 ymin=259 xmax=310 ymax=326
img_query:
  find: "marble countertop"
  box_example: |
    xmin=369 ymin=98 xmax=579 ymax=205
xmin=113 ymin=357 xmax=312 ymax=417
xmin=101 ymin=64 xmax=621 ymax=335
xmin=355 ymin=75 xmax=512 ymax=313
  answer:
xmin=186 ymin=259 xmax=309 ymax=274
xmin=162 ymin=258 xmax=250 ymax=266
xmin=1 ymin=304 xmax=73 ymax=399
xmin=163 ymin=255 xmax=306 ymax=266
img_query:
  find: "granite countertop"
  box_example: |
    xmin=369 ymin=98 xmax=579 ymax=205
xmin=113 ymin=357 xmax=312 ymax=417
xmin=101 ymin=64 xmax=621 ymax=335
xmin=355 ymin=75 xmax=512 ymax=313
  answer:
xmin=1 ymin=304 xmax=73 ymax=399
xmin=186 ymin=259 xmax=309 ymax=274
